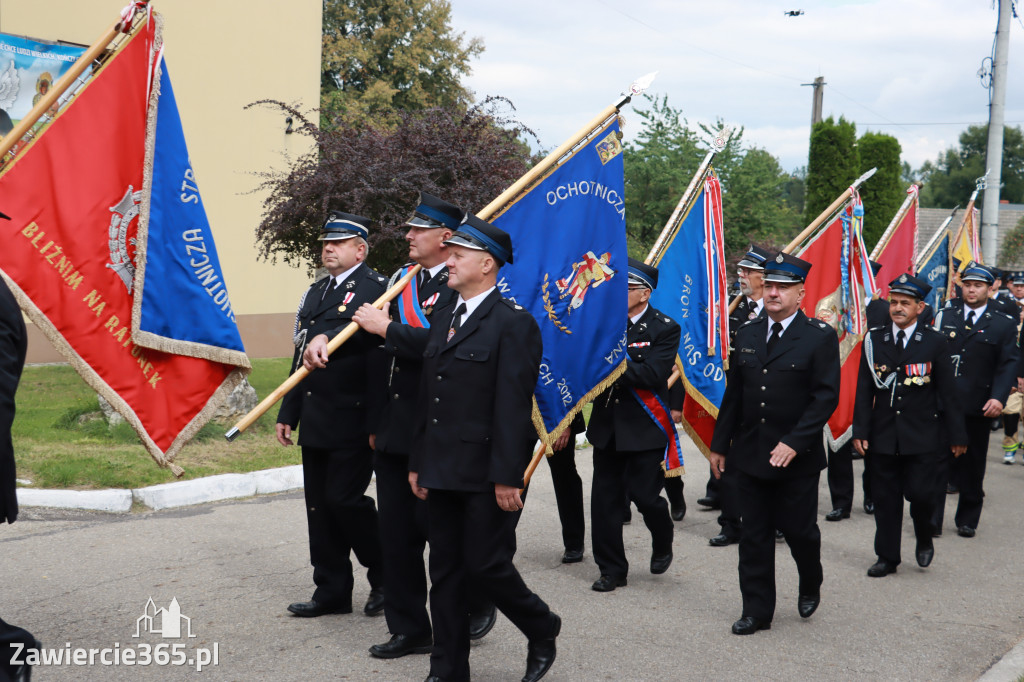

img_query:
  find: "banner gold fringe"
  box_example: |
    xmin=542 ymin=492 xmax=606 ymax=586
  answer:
xmin=530 ymin=357 xmax=628 ymax=446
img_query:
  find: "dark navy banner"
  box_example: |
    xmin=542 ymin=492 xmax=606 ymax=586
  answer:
xmin=137 ymin=63 xmax=247 ymax=364
xmin=492 ymin=119 xmax=628 ymax=440
xmin=917 ymin=231 xmax=949 ymax=312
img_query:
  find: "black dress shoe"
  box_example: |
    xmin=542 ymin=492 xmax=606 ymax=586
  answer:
xmin=867 ymin=559 xmax=898 ymax=577
xmin=946 ymin=483 xmax=959 ymax=494
xmin=932 ymin=527 xmax=943 ymax=538
xmin=915 ymin=543 xmax=935 ymax=568
xmin=561 ymin=548 xmax=584 ymax=564
xmin=522 ymin=613 xmax=560 ymax=682
xmin=369 ymin=633 xmax=432 ymax=659
xmin=287 ymin=599 xmax=351 ymax=617
xmin=671 ymin=504 xmax=686 ymax=522
xmin=709 ymin=533 xmax=739 ymax=547
xmin=650 ymin=551 xmax=673 ymax=574
xmin=425 ymin=676 xmax=444 ymax=682
xmin=623 ymin=512 xmax=632 ymax=525
xmin=775 ymin=530 xmax=785 ymax=542
xmin=364 ymin=588 xmax=385 ymax=616
xmin=468 ymin=604 xmax=497 ymax=640
xmin=592 ymin=574 xmax=627 ymax=592
xmin=731 ymin=616 xmax=771 ymax=635
xmin=825 ymin=508 xmax=850 ymax=521
xmin=697 ymin=496 xmax=721 ymax=509
xmin=957 ymin=525 xmax=976 ymax=538
xmin=863 ymin=499 xmax=875 ymax=514
xmin=797 ymin=593 xmax=820 ymax=618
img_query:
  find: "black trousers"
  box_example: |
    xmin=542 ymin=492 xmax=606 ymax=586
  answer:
xmin=545 ymin=441 xmax=585 ymax=553
xmin=427 ymin=489 xmax=554 ymax=682
xmin=664 ymin=475 xmax=685 ymax=512
xmin=736 ymin=471 xmax=823 ymax=622
xmin=592 ymin=445 xmax=674 ymax=579
xmin=870 ymin=451 xmax=935 ymax=564
xmin=827 ymin=441 xmax=873 ymax=512
xmin=300 ymin=445 xmax=382 ymax=608
xmin=0 ymin=617 xmax=36 ymax=680
xmin=932 ymin=415 xmax=991 ymax=531
xmin=373 ymin=451 xmax=430 ymax=638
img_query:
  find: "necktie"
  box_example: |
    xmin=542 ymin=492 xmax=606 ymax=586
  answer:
xmin=895 ymin=329 xmax=906 ymax=351
xmin=966 ymin=310 xmax=976 ymax=329
xmin=322 ymin=277 xmax=339 ymax=300
xmin=417 ymin=269 xmax=427 ymax=290
xmin=448 ymin=303 xmax=467 ymax=343
xmin=767 ymin=321 xmax=783 ymax=354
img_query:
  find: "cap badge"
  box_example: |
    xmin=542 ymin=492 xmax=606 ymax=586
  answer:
xmin=899 ymin=274 xmax=907 ymax=283
xmin=776 ymin=254 xmax=784 ymax=263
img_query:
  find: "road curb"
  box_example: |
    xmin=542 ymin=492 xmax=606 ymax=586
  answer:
xmin=16 ymin=465 xmax=303 ymax=512
xmin=979 ymin=634 xmax=1024 ymax=682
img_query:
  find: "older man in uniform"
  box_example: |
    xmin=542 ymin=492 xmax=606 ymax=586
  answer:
xmin=930 ymin=262 xmax=1019 ymax=538
xmin=374 ymin=214 xmax=559 ymax=682
xmin=699 ymin=245 xmax=771 ymax=546
xmin=709 ymin=252 xmax=840 ymax=635
xmin=276 ymin=210 xmax=386 ymax=618
xmin=852 ymin=274 xmax=966 ymax=577
xmin=587 ymin=259 xmax=680 ymax=592
xmin=316 ymin=193 xmax=495 ymax=658
xmin=0 ymin=274 xmax=40 ymax=680
xmin=1000 ymin=271 xmax=1024 ymax=463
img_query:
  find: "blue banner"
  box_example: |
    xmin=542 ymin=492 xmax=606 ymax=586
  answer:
xmin=492 ymin=119 xmax=628 ymax=439
xmin=649 ymin=186 xmax=726 ymax=414
xmin=137 ymin=63 xmax=247 ymax=363
xmin=0 ymin=32 xmax=86 ymax=134
xmin=917 ymin=232 xmax=949 ymax=312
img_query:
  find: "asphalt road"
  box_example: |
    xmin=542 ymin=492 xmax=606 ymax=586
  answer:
xmin=3 ymin=436 xmax=1024 ymax=681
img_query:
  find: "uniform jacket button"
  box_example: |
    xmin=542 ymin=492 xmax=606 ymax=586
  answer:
xmin=437 ymin=375 xmax=442 ymax=381
xmin=760 ymin=418 xmax=766 ymax=423
xmin=393 ymin=394 xmax=400 ymax=400
xmin=306 ymin=391 xmax=311 ymax=397
xmin=760 ymin=402 xmax=765 ymax=407
xmin=762 ymin=369 xmax=768 ymax=374
xmin=433 ymin=397 xmax=440 ymax=403
xmin=614 ymin=399 xmax=620 ymax=404
xmin=432 ymin=418 xmax=438 ymax=424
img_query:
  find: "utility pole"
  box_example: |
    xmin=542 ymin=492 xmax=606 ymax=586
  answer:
xmin=982 ymin=0 xmax=1011 ymax=264
xmin=801 ymin=76 xmax=825 ymax=127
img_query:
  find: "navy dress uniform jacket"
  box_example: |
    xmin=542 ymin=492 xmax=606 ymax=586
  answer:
xmin=276 ymin=263 xmax=387 ymax=448
xmin=0 ymin=277 xmax=25 ymax=524
xmin=710 ymin=311 xmax=840 ymax=480
xmin=587 ymin=305 xmax=681 ymax=452
xmin=853 ymin=325 xmax=966 ymax=455
xmin=932 ymin=300 xmax=1019 ymax=415
xmin=370 ymin=266 xmax=457 ymax=456
xmin=392 ymin=289 xmax=542 ymax=493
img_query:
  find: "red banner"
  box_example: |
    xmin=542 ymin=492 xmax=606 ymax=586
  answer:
xmin=797 ymin=204 xmax=868 ymax=446
xmin=0 ymin=14 xmax=244 ymax=473
xmin=873 ymin=187 xmax=918 ymax=296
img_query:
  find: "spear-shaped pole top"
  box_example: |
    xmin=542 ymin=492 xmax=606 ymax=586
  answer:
xmin=614 ymin=71 xmax=658 ymax=109
xmin=851 ymin=167 xmax=877 ymax=188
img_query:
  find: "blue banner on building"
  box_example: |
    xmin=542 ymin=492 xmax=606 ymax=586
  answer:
xmin=492 ymin=119 xmax=628 ymax=440
xmin=0 ymin=32 xmax=85 ymax=134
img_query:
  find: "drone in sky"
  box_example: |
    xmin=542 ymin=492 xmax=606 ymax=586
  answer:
xmin=784 ymin=10 xmax=805 ymax=16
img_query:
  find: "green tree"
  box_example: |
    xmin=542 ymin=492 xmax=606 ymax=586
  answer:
xmin=918 ymin=124 xmax=1024 ymax=208
xmin=804 ymin=116 xmax=860 ymax=224
xmin=857 ymin=132 xmax=905 ymax=249
xmin=321 ymin=0 xmax=484 ymax=125
xmin=722 ymin=148 xmax=803 ymax=255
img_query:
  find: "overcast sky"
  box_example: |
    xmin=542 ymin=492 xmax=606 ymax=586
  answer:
xmin=449 ymin=0 xmax=1024 ymax=174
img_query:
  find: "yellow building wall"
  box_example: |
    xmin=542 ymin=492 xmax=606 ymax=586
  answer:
xmin=1 ymin=0 xmax=321 ymax=360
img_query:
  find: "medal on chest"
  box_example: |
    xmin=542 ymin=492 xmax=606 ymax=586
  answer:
xmin=338 ymin=292 xmax=354 ymax=312
xmin=422 ymin=292 xmax=440 ymax=316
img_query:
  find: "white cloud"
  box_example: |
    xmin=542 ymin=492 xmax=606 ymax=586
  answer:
xmin=450 ymin=0 xmax=1023 ymax=174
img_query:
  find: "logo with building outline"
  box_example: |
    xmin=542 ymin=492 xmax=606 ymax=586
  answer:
xmin=134 ymin=597 xmax=196 ymax=639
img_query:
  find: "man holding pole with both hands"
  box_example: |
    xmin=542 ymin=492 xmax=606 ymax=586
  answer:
xmin=351 ymin=213 xmax=560 ymax=682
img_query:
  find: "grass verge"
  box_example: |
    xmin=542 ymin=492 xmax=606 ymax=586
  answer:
xmin=14 ymin=358 xmax=300 ymax=490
